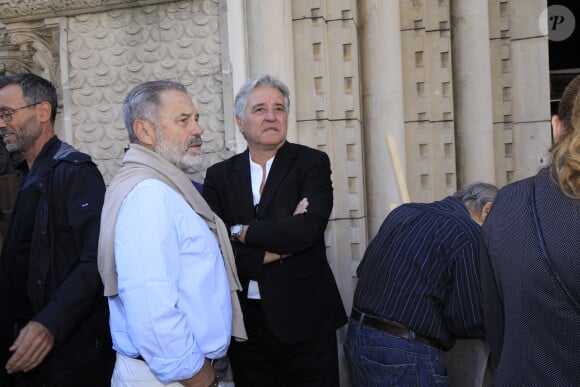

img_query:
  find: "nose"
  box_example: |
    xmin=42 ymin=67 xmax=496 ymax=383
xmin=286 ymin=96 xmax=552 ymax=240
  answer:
xmin=191 ymin=119 xmax=204 ymax=136
xmin=264 ymin=109 xmax=276 ymax=121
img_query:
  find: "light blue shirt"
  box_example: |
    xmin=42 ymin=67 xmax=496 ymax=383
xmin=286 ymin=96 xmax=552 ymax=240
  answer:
xmin=108 ymin=179 xmax=232 ymax=383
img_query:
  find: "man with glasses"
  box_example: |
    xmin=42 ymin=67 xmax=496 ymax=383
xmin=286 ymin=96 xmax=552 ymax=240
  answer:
xmin=0 ymin=73 xmax=114 ymax=386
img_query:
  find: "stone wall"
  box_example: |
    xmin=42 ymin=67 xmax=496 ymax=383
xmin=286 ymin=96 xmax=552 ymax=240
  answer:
xmin=0 ymin=0 xmax=232 ymax=184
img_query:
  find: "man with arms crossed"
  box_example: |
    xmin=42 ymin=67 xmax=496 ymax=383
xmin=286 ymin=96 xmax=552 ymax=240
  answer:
xmin=98 ymin=80 xmax=245 ymax=387
xmin=203 ymin=75 xmax=346 ymax=386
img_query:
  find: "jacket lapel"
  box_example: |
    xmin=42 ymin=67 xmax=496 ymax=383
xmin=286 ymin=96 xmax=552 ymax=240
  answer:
xmin=257 ymin=142 xmax=294 ymax=215
xmin=231 ymin=149 xmax=256 ymax=220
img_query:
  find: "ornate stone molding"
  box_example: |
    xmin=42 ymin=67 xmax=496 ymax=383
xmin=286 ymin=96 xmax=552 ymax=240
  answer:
xmin=2 ymin=22 xmax=60 ymax=89
xmin=0 ymin=27 xmax=34 ymax=75
xmin=0 ymin=0 xmax=176 ymax=23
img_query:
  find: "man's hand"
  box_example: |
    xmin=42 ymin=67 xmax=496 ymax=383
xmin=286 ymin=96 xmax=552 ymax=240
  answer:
xmin=263 ymin=198 xmax=310 ymax=264
xmin=293 ymin=197 xmax=309 ymax=215
xmin=240 ymin=198 xmax=309 ymax=246
xmin=264 ymin=250 xmax=284 ymax=264
xmin=5 ymin=321 xmax=54 ymax=374
xmin=180 ymin=359 xmax=216 ymax=387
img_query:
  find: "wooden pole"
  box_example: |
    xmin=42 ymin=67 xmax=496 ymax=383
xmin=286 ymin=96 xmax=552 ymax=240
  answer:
xmin=386 ymin=134 xmax=410 ymax=205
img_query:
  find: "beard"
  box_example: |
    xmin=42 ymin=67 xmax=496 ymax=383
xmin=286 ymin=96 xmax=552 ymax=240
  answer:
xmin=4 ymin=116 xmax=40 ymax=153
xmin=155 ymin=134 xmax=204 ymax=173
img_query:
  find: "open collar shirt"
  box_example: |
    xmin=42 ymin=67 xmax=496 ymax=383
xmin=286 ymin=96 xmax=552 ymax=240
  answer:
xmin=246 ymin=154 xmax=274 ymax=299
xmin=108 ymin=179 xmax=232 ymax=384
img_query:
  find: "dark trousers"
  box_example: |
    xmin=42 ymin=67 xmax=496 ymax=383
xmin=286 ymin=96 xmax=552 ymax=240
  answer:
xmin=229 ymin=299 xmax=339 ymax=387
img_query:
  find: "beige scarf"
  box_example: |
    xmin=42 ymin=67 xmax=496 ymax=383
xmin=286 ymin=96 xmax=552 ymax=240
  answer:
xmin=98 ymin=143 xmax=247 ymax=341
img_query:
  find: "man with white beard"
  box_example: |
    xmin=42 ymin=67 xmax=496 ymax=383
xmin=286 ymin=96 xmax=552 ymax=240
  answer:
xmin=98 ymin=80 xmax=246 ymax=387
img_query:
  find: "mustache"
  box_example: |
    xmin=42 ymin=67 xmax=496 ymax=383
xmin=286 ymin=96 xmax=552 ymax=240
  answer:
xmin=187 ymin=136 xmax=203 ymax=148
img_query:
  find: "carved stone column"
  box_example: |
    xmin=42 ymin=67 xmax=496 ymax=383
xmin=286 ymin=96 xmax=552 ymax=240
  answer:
xmin=360 ymin=0 xmax=406 ymax=236
xmin=451 ymin=0 xmax=496 ymax=185
xmin=244 ymin=0 xmax=297 ymax=142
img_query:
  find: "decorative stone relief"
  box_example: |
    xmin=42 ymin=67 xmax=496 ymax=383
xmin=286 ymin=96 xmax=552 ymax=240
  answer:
xmin=0 ymin=27 xmax=34 ymax=75
xmin=0 ymin=0 xmax=175 ymax=23
xmin=400 ymin=0 xmax=456 ymax=201
xmin=1 ymin=22 xmax=61 ymax=93
xmin=65 ymin=0 xmax=230 ymax=183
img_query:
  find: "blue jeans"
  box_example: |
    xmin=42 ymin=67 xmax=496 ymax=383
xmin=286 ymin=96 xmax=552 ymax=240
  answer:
xmin=344 ymin=318 xmax=449 ymax=387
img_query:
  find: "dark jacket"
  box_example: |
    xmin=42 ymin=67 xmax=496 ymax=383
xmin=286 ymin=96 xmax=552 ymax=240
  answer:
xmin=481 ymin=168 xmax=580 ymax=386
xmin=0 ymin=139 xmax=22 ymax=176
xmin=203 ymin=141 xmax=347 ymax=343
xmin=0 ymin=137 xmax=114 ymax=386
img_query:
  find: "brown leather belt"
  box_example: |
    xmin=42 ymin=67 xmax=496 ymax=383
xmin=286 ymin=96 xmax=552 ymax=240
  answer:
xmin=350 ymin=309 xmax=441 ymax=350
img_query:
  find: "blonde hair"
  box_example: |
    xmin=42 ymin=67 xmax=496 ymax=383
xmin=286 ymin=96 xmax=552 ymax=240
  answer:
xmin=550 ymin=76 xmax=580 ymax=199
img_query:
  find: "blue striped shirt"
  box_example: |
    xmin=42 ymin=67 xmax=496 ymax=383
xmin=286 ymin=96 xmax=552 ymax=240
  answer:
xmin=353 ymin=196 xmax=485 ymax=349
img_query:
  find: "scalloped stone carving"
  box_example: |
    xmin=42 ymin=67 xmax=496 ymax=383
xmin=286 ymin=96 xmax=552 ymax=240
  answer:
xmin=0 ymin=0 xmax=230 ymax=184
xmin=64 ymin=0 xmax=226 ymax=183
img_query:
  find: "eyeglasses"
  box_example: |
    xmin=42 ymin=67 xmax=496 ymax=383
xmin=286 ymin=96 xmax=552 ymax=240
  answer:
xmin=0 ymin=102 xmax=42 ymax=122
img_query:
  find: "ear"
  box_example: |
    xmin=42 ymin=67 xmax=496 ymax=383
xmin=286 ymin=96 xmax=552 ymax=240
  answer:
xmin=236 ymin=115 xmax=248 ymax=139
xmin=235 ymin=115 xmax=244 ymax=133
xmin=471 ymin=201 xmax=493 ymax=226
xmin=37 ymin=101 xmax=52 ymax=124
xmin=552 ymin=115 xmax=563 ymax=143
xmin=134 ymin=118 xmax=156 ymax=146
xmin=480 ymin=201 xmax=493 ymax=223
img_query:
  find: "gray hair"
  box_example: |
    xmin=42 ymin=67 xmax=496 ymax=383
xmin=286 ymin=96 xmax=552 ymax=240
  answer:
xmin=453 ymin=182 xmax=498 ymax=215
xmin=0 ymin=73 xmax=58 ymax=124
xmin=123 ymin=80 xmax=187 ymax=143
xmin=233 ymin=74 xmax=290 ymax=119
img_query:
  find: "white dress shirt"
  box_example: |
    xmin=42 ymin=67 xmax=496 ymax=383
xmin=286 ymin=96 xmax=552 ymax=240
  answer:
xmin=108 ymin=179 xmax=232 ymax=384
xmin=247 ymin=155 xmax=274 ymax=299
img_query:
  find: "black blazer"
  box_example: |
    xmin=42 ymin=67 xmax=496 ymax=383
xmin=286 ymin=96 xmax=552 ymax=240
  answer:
xmin=203 ymin=141 xmax=347 ymax=343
